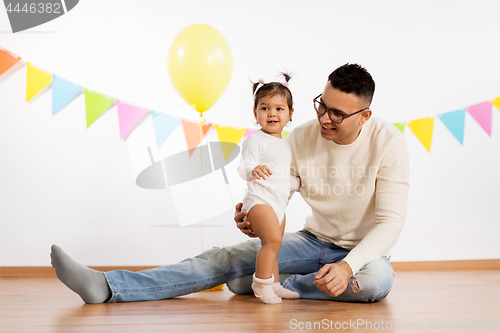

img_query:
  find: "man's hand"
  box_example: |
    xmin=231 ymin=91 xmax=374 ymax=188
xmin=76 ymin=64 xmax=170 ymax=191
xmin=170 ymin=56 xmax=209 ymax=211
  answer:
xmin=251 ymin=165 xmax=272 ymax=180
xmin=313 ymin=261 xmax=353 ymax=297
xmin=234 ymin=203 xmax=257 ymax=238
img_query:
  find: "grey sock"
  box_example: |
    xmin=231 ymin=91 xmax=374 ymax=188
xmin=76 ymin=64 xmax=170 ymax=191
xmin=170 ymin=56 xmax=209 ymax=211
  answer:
xmin=50 ymin=244 xmax=111 ymax=304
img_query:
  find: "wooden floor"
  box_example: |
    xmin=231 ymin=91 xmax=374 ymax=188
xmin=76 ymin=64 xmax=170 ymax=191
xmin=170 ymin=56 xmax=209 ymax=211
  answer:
xmin=1 ymin=271 xmax=499 ymax=332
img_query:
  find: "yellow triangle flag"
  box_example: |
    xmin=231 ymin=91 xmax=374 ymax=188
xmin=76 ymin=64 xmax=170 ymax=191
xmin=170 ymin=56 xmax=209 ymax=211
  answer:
xmin=215 ymin=125 xmax=246 ymax=161
xmin=492 ymin=96 xmax=500 ymax=111
xmin=407 ymin=117 xmax=434 ymax=153
xmin=26 ymin=62 xmax=52 ymax=102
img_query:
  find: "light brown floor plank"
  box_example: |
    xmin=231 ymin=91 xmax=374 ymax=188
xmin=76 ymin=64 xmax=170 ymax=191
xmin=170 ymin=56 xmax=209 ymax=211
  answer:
xmin=1 ymin=271 xmax=499 ymax=332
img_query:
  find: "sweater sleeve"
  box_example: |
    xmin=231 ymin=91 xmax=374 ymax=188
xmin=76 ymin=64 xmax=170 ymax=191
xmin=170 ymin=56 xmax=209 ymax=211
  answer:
xmin=343 ymin=134 xmax=410 ymax=275
xmin=237 ymin=136 xmax=260 ymax=181
xmin=287 ymin=130 xmax=301 ymax=200
xmin=290 ymin=175 xmax=301 ymax=192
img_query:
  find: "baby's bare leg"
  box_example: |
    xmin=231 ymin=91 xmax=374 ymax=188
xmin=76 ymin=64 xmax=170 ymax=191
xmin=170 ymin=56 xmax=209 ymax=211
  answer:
xmin=270 ymin=215 xmax=300 ymax=299
xmin=247 ymin=204 xmax=282 ymax=304
xmin=248 ymin=205 xmax=282 ymax=279
xmin=272 ymin=216 xmax=286 ymax=282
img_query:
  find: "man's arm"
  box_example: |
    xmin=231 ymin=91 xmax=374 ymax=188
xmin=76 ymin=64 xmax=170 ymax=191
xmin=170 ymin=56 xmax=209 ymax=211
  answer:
xmin=314 ymin=133 xmax=409 ymax=296
xmin=343 ymin=133 xmax=410 ymax=275
xmin=287 ymin=130 xmax=301 ymax=200
xmin=312 ymin=261 xmax=353 ymax=297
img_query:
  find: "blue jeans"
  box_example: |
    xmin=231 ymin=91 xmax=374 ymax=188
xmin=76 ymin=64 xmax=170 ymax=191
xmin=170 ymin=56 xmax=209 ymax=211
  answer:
xmin=104 ymin=229 xmax=394 ymax=303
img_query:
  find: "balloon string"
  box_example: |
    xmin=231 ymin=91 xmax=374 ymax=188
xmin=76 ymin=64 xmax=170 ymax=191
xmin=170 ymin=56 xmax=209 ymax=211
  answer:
xmin=199 ymin=117 xmax=204 ymax=252
xmin=199 ymin=112 xmax=207 ymax=125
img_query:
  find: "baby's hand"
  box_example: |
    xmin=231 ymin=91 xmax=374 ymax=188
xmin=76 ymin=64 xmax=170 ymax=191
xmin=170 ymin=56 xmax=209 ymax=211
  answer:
xmin=252 ymin=165 xmax=272 ymax=180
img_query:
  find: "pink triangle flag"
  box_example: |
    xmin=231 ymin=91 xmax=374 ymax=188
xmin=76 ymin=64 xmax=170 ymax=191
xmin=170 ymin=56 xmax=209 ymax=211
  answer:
xmin=245 ymin=128 xmax=258 ymax=137
xmin=116 ymin=100 xmax=148 ymax=139
xmin=465 ymin=101 xmax=492 ymax=137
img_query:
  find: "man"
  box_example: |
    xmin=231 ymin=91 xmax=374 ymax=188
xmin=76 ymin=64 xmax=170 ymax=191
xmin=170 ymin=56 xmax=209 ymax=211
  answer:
xmin=51 ymin=63 xmax=409 ymax=303
xmin=230 ymin=63 xmax=409 ymax=300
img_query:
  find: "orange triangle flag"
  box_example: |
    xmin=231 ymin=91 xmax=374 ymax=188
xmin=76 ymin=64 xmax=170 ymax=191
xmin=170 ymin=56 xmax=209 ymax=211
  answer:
xmin=182 ymin=120 xmax=212 ymax=156
xmin=407 ymin=117 xmax=434 ymax=153
xmin=0 ymin=47 xmax=21 ymax=76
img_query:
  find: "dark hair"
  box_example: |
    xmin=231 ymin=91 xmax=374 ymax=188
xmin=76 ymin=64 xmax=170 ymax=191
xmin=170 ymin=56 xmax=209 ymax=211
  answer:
xmin=252 ymin=72 xmax=293 ymax=111
xmin=328 ymin=64 xmax=375 ymax=105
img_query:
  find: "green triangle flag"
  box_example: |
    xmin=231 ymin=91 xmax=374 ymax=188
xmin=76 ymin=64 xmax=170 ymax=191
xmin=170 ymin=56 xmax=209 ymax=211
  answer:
xmin=393 ymin=122 xmax=405 ymax=133
xmin=84 ymin=88 xmax=115 ymax=128
xmin=282 ymin=129 xmax=291 ymax=138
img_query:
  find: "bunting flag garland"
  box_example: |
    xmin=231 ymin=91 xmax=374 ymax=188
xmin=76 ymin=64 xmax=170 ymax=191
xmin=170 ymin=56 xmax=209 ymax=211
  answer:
xmin=116 ymin=100 xmax=148 ymax=140
xmin=438 ymin=109 xmax=466 ymax=145
xmin=492 ymin=96 xmax=500 ymax=111
xmin=393 ymin=122 xmax=405 ymax=134
xmin=0 ymin=47 xmax=21 ymax=76
xmin=407 ymin=117 xmax=434 ymax=153
xmin=26 ymin=62 xmax=52 ymax=102
xmin=51 ymin=75 xmax=83 ymax=115
xmin=182 ymin=120 xmax=212 ymax=156
xmin=84 ymin=88 xmax=115 ymax=128
xmin=465 ymin=101 xmax=492 ymax=137
xmin=245 ymin=128 xmax=258 ymax=137
xmin=1 ymin=46 xmax=499 ymax=156
xmin=214 ymin=125 xmax=246 ymax=161
xmin=151 ymin=111 xmax=184 ymax=149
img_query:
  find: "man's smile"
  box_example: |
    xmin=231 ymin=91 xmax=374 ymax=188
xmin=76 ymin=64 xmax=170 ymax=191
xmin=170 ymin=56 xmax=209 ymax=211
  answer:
xmin=321 ymin=123 xmax=337 ymax=131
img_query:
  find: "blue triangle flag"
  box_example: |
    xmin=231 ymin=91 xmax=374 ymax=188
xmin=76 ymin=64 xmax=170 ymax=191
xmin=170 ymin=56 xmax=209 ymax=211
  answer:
xmin=52 ymin=74 xmax=83 ymax=115
xmin=150 ymin=110 xmax=183 ymax=149
xmin=438 ymin=109 xmax=465 ymax=145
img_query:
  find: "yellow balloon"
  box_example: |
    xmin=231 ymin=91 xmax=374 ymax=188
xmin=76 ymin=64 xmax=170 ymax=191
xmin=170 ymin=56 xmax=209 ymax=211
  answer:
xmin=168 ymin=24 xmax=233 ymax=114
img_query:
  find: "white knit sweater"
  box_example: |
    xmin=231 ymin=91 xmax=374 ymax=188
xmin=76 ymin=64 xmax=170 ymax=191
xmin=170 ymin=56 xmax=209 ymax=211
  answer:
xmin=287 ymin=117 xmax=410 ymax=275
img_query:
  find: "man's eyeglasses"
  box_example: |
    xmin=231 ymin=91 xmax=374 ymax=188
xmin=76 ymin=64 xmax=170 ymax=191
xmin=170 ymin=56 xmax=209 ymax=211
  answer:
xmin=313 ymin=94 xmax=369 ymax=124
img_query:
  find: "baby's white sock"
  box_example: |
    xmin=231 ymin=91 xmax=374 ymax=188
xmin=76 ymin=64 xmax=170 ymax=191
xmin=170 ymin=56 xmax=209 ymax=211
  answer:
xmin=251 ymin=274 xmax=282 ymax=304
xmin=271 ymin=282 xmax=300 ymax=299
